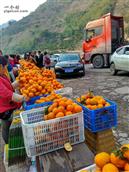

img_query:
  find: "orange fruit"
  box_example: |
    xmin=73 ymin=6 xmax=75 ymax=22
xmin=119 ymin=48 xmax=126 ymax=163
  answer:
xmin=66 ymin=105 xmax=74 ymax=112
xmin=47 ymin=112 xmax=55 ymax=120
xmin=73 ymin=105 xmax=82 ymax=113
xmin=56 ymin=112 xmax=64 ymax=118
xmin=59 ymin=101 xmax=67 ymax=107
xmin=102 ymin=163 xmax=119 ymax=172
xmin=53 ymin=108 xmax=59 ymax=115
xmin=58 ymin=106 xmax=65 ymax=112
xmin=95 ymin=152 xmax=110 ymax=168
xmin=66 ymin=99 xmax=73 ymax=106
xmin=97 ymin=104 xmax=103 ymax=109
xmin=52 ymin=102 xmax=58 ymax=108
xmin=85 ymin=98 xmax=91 ymax=105
xmin=28 ymin=92 xmax=34 ymax=98
xmin=65 ymin=111 xmax=72 ymax=116
xmin=105 ymin=103 xmax=110 ymax=107
xmin=48 ymin=106 xmax=53 ymax=112
xmin=124 ymin=163 xmax=129 ymax=171
xmin=110 ymin=152 xmax=126 ymax=168
xmin=90 ymin=105 xmax=97 ymax=110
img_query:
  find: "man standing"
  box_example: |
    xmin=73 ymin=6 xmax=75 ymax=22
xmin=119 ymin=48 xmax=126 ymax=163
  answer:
xmin=36 ymin=51 xmax=44 ymax=68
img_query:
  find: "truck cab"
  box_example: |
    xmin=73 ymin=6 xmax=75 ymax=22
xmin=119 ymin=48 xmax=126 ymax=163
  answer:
xmin=82 ymin=13 xmax=124 ymax=68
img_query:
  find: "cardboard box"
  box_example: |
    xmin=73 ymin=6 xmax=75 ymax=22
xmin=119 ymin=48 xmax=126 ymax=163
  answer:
xmin=85 ymin=128 xmax=116 ymax=154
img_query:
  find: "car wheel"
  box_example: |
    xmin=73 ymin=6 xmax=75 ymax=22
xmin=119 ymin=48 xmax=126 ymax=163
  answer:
xmin=81 ymin=68 xmax=85 ymax=76
xmin=92 ymin=55 xmax=104 ymax=68
xmin=110 ymin=63 xmax=118 ymax=75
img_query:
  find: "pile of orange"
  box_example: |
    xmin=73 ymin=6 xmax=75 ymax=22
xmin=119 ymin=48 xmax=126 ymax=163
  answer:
xmin=35 ymin=92 xmax=62 ymax=104
xmin=17 ymin=60 xmax=63 ymax=98
xmin=76 ymin=91 xmax=110 ymax=110
xmin=94 ymin=144 xmax=129 ymax=172
xmin=44 ymin=97 xmax=82 ymax=120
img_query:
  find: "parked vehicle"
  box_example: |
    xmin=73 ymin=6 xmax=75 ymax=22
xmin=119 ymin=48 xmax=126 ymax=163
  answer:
xmin=110 ymin=45 xmax=129 ymax=75
xmin=54 ymin=53 xmax=85 ymax=77
xmin=82 ymin=13 xmax=124 ymax=68
xmin=50 ymin=54 xmax=60 ymax=67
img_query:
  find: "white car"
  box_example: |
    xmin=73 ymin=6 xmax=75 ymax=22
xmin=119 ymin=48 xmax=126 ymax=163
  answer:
xmin=50 ymin=54 xmax=60 ymax=67
xmin=110 ymin=45 xmax=129 ymax=75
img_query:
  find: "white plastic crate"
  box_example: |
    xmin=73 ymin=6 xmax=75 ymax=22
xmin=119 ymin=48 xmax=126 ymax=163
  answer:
xmin=76 ymin=164 xmax=96 ymax=172
xmin=56 ymin=87 xmax=73 ymax=98
xmin=20 ymin=107 xmax=84 ymax=157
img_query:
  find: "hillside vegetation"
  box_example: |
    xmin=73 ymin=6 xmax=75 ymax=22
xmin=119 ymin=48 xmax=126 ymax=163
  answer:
xmin=1 ymin=0 xmax=129 ymax=54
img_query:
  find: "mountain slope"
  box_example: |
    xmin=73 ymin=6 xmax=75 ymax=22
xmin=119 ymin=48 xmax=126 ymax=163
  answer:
xmin=1 ymin=0 xmax=129 ymax=54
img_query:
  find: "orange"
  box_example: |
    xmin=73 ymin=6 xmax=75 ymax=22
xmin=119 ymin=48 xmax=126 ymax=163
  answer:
xmin=61 ymin=97 xmax=68 ymax=102
xmin=110 ymin=152 xmax=126 ymax=168
xmin=66 ymin=99 xmax=73 ymax=106
xmin=105 ymin=103 xmax=110 ymax=107
xmin=48 ymin=106 xmax=53 ymax=112
xmin=58 ymin=106 xmax=65 ymax=112
xmin=28 ymin=92 xmax=34 ymax=98
xmin=65 ymin=111 xmax=72 ymax=116
xmin=85 ymin=98 xmax=91 ymax=105
xmin=95 ymin=152 xmax=110 ymax=168
xmin=66 ymin=105 xmax=74 ymax=112
xmin=53 ymin=108 xmax=59 ymax=115
xmin=47 ymin=112 xmax=55 ymax=120
xmin=37 ymin=85 xmax=42 ymax=91
xmin=102 ymin=163 xmax=119 ymax=172
xmin=124 ymin=163 xmax=129 ymax=171
xmin=90 ymin=105 xmax=97 ymax=110
xmin=56 ymin=112 xmax=64 ymax=118
xmin=97 ymin=104 xmax=103 ymax=109
xmin=73 ymin=105 xmax=82 ymax=113
xmin=59 ymin=101 xmax=67 ymax=107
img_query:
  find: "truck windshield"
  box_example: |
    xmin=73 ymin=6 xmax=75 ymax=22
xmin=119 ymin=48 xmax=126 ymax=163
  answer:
xmin=85 ymin=26 xmax=103 ymax=40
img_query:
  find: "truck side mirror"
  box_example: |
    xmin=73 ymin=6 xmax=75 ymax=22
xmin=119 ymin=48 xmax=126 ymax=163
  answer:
xmin=86 ymin=38 xmax=91 ymax=42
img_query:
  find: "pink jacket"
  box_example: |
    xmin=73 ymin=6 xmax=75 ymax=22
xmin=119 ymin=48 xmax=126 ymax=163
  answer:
xmin=0 ymin=76 xmax=20 ymax=113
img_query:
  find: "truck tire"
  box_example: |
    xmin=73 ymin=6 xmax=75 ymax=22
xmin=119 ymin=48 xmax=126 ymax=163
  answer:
xmin=92 ymin=55 xmax=104 ymax=68
xmin=110 ymin=63 xmax=118 ymax=75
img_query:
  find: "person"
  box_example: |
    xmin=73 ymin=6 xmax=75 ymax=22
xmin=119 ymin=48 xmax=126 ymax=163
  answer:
xmin=43 ymin=51 xmax=51 ymax=69
xmin=36 ymin=51 xmax=44 ymax=68
xmin=0 ymin=56 xmax=28 ymax=144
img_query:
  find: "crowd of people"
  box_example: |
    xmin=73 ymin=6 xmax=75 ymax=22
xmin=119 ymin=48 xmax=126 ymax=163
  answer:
xmin=0 ymin=49 xmax=51 ymax=144
xmin=24 ymin=50 xmax=51 ymax=69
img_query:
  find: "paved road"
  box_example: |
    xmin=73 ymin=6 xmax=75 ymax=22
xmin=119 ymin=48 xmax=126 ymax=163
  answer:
xmin=60 ymin=64 xmax=129 ymax=146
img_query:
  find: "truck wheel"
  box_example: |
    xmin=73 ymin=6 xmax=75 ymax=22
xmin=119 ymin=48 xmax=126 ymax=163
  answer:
xmin=110 ymin=63 xmax=118 ymax=75
xmin=92 ymin=55 xmax=104 ymax=68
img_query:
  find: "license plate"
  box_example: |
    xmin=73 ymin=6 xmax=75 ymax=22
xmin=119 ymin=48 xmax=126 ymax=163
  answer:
xmin=65 ymin=68 xmax=73 ymax=73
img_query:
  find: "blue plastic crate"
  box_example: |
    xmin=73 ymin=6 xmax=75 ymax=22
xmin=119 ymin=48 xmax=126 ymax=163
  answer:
xmin=23 ymin=95 xmax=52 ymax=110
xmin=77 ymin=99 xmax=117 ymax=132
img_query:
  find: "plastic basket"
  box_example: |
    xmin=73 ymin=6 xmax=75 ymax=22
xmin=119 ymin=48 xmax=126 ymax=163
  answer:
xmin=77 ymin=99 xmax=117 ymax=132
xmin=23 ymin=101 xmax=52 ymax=110
xmin=23 ymin=87 xmax=72 ymax=110
xmin=20 ymin=107 xmax=85 ymax=157
xmin=56 ymin=87 xmax=73 ymax=98
xmin=76 ymin=164 xmax=96 ymax=172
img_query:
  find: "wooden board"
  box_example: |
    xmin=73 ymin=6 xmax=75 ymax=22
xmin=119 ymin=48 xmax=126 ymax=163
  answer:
xmin=39 ymin=142 xmax=94 ymax=172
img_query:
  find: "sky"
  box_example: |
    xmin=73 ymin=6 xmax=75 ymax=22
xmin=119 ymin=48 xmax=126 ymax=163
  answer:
xmin=0 ymin=0 xmax=47 ymax=25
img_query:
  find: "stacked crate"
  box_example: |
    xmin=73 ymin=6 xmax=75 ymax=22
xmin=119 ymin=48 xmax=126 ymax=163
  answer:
xmin=85 ymin=128 xmax=116 ymax=154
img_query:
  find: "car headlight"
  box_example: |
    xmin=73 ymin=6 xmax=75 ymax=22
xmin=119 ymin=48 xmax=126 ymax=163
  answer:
xmin=77 ymin=64 xmax=83 ymax=67
xmin=55 ymin=66 xmax=62 ymax=69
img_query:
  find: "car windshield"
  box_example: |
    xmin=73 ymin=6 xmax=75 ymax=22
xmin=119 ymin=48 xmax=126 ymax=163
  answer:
xmin=59 ymin=54 xmax=80 ymax=61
